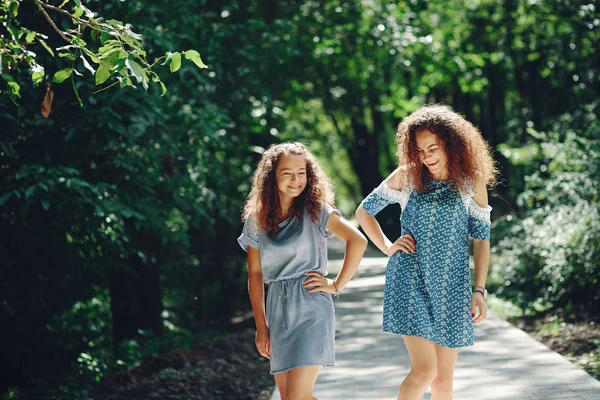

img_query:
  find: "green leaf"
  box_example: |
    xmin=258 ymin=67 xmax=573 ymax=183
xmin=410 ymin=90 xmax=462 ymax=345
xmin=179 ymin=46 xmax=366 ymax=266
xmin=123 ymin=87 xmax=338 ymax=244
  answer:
xmin=95 ymin=63 xmax=111 ymax=85
xmin=59 ymin=0 xmax=70 ymax=8
xmin=117 ymin=76 xmax=133 ymax=88
xmin=160 ymin=81 xmax=167 ymax=96
xmin=80 ymin=55 xmax=96 ymax=74
xmin=31 ymin=66 xmax=45 ymax=85
xmin=100 ymin=32 xmax=111 ymax=45
xmin=118 ymin=207 xmax=146 ymax=220
xmin=170 ymin=52 xmax=182 ymax=73
xmin=72 ymin=79 xmax=83 ymax=107
xmin=106 ymin=19 xmax=124 ymax=26
xmin=9 ymin=1 xmax=19 ymax=17
xmin=53 ymin=68 xmax=72 ymax=83
xmin=7 ymin=81 xmax=21 ymax=98
xmin=26 ymin=32 xmax=36 ymax=43
xmin=0 ymin=192 xmax=12 ymax=206
xmin=79 ymin=4 xmax=95 ymax=18
xmin=82 ymin=48 xmax=100 ymax=64
xmin=38 ymin=39 xmax=55 ymax=56
xmin=41 ymin=200 xmax=50 ymax=210
xmin=125 ymin=58 xmax=144 ymax=83
xmin=59 ymin=52 xmax=76 ymax=60
xmin=73 ymin=6 xmax=84 ymax=19
xmin=184 ymin=50 xmax=208 ymax=69
xmin=161 ymin=52 xmax=173 ymax=66
xmin=25 ymin=186 xmax=36 ymax=199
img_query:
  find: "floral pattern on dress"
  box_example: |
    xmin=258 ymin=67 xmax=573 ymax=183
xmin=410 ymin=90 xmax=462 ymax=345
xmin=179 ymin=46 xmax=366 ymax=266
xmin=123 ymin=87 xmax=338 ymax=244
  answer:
xmin=361 ymin=179 xmax=491 ymax=348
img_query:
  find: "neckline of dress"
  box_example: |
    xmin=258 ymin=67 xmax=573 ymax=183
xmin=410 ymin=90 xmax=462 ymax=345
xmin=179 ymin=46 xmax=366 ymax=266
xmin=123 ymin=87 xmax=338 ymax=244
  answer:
xmin=278 ymin=215 xmax=295 ymax=226
xmin=429 ymin=178 xmax=452 ymax=184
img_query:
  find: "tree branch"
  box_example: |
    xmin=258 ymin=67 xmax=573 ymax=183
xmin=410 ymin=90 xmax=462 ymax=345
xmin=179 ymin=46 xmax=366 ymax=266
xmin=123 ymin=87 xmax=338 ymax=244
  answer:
xmin=38 ymin=1 xmax=93 ymax=30
xmin=33 ymin=0 xmax=71 ymax=43
xmin=37 ymin=1 xmax=113 ymax=35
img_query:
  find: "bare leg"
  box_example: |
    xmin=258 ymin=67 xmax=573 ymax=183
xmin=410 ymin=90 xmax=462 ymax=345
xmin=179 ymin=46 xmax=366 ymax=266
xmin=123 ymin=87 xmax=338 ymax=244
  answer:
xmin=430 ymin=344 xmax=459 ymax=400
xmin=397 ymin=336 xmax=438 ymax=400
xmin=274 ymin=371 xmax=290 ymax=400
xmin=285 ymin=365 xmax=321 ymax=400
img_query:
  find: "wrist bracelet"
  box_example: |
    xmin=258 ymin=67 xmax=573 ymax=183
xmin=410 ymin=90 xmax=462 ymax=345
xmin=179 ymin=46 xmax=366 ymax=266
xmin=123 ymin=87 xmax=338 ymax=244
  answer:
xmin=474 ymin=286 xmax=487 ymax=300
xmin=333 ymin=280 xmax=341 ymax=298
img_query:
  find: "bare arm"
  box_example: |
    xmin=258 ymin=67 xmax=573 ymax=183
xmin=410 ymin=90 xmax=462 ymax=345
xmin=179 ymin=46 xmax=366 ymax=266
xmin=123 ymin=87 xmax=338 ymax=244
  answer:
xmin=327 ymin=213 xmax=368 ymax=291
xmin=355 ymin=167 xmax=414 ymax=256
xmin=471 ymin=174 xmax=490 ymax=289
xmin=355 ymin=205 xmax=393 ymax=255
xmin=470 ymin=174 xmax=490 ymax=323
xmin=247 ymin=246 xmax=270 ymax=358
xmin=303 ymin=213 xmax=367 ymax=294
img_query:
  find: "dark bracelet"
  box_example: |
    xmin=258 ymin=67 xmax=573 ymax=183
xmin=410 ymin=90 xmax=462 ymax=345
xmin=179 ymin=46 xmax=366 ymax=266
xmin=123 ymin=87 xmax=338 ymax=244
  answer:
xmin=474 ymin=286 xmax=487 ymax=299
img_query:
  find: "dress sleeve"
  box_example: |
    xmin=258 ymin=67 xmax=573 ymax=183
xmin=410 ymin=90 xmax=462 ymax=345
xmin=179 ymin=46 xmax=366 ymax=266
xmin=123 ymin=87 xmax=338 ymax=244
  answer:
xmin=360 ymin=182 xmax=411 ymax=216
xmin=467 ymin=199 xmax=492 ymax=240
xmin=318 ymin=204 xmax=342 ymax=238
xmin=237 ymin=215 xmax=260 ymax=251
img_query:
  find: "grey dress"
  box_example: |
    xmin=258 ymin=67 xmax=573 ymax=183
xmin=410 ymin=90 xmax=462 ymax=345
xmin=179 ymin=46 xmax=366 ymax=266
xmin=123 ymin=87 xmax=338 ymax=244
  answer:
xmin=238 ymin=204 xmax=340 ymax=374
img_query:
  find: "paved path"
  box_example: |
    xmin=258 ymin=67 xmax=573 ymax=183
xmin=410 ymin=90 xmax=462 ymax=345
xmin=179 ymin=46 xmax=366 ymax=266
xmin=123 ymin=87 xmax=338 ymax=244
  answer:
xmin=270 ymin=238 xmax=600 ymax=400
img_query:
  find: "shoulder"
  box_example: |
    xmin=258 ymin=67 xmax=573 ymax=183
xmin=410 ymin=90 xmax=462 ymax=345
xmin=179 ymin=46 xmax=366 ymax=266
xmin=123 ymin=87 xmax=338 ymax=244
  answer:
xmin=244 ymin=212 xmax=261 ymax=231
xmin=471 ymin=172 xmax=488 ymax=208
xmin=318 ymin=202 xmax=341 ymax=219
xmin=383 ymin=166 xmax=409 ymax=191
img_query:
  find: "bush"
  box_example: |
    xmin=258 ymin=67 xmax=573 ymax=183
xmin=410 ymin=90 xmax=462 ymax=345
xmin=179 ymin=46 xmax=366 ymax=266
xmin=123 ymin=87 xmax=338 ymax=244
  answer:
xmin=490 ymin=107 xmax=600 ymax=317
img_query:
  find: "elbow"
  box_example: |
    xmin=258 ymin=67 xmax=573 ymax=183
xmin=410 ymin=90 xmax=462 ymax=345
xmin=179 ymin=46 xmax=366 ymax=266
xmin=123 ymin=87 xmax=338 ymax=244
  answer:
xmin=348 ymin=231 xmax=368 ymax=253
xmin=356 ymin=232 xmax=368 ymax=249
xmin=248 ymin=269 xmax=264 ymax=282
xmin=360 ymin=234 xmax=369 ymax=250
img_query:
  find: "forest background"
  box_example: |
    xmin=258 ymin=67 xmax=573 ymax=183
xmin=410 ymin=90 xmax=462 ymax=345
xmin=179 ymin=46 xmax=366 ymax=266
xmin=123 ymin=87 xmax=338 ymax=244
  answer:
xmin=1 ymin=0 xmax=599 ymax=398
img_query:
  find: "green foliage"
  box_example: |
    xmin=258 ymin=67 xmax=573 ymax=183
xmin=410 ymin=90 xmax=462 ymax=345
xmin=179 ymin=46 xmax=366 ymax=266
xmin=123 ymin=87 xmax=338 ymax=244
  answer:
xmin=490 ymin=107 xmax=600 ymax=316
xmin=1 ymin=1 xmax=302 ymax=397
xmin=1 ymin=0 xmax=599 ymax=397
xmin=0 ymin=0 xmax=207 ymax=105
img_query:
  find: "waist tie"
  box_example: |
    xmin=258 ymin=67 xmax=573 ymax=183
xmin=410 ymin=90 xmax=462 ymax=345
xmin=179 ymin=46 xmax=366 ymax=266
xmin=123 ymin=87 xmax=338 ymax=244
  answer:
xmin=269 ymin=276 xmax=302 ymax=331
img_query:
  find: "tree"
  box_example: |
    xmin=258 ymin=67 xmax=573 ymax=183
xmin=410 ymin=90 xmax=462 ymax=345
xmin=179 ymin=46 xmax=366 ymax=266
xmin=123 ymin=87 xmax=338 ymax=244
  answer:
xmin=0 ymin=0 xmax=206 ymax=108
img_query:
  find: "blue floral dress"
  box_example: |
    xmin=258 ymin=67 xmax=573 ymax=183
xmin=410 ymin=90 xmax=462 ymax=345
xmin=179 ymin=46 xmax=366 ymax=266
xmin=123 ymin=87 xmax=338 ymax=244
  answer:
xmin=361 ymin=179 xmax=491 ymax=348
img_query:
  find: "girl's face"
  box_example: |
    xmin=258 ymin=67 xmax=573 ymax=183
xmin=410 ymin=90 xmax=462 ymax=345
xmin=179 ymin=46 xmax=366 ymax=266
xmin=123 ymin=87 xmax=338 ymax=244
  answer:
xmin=275 ymin=153 xmax=307 ymax=201
xmin=415 ymin=129 xmax=449 ymax=180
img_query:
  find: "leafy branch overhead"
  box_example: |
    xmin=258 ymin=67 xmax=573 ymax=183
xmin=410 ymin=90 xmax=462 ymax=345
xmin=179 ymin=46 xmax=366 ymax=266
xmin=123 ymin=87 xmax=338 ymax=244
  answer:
xmin=0 ymin=0 xmax=207 ymax=109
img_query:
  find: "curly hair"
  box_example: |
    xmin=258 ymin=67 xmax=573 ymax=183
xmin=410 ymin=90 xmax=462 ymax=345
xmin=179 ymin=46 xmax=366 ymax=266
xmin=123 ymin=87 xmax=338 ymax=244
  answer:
xmin=395 ymin=104 xmax=498 ymax=193
xmin=242 ymin=142 xmax=334 ymax=237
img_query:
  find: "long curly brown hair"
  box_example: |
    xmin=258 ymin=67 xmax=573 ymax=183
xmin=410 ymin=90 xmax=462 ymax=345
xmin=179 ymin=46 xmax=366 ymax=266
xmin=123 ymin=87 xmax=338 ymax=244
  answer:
xmin=395 ymin=104 xmax=498 ymax=193
xmin=242 ymin=142 xmax=334 ymax=237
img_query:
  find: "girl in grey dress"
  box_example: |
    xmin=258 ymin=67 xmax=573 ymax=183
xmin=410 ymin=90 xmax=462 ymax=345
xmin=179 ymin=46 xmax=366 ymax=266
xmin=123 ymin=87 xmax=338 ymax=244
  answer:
xmin=238 ymin=142 xmax=367 ymax=400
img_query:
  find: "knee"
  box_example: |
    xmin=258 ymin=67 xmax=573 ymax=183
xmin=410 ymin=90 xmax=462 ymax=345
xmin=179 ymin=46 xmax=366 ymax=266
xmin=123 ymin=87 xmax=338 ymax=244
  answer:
xmin=285 ymin=391 xmax=313 ymax=400
xmin=431 ymin=375 xmax=453 ymax=393
xmin=408 ymin=367 xmax=437 ymax=387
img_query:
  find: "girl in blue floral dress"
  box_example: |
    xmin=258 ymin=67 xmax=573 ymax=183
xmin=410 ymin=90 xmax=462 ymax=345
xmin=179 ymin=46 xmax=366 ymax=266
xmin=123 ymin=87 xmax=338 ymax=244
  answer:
xmin=238 ymin=142 xmax=367 ymax=400
xmin=356 ymin=105 xmax=498 ymax=400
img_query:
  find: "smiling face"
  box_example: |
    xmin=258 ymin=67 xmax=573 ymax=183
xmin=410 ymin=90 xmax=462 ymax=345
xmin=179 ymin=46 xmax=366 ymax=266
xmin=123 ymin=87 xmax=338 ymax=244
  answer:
xmin=275 ymin=153 xmax=308 ymax=203
xmin=415 ymin=129 xmax=449 ymax=180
